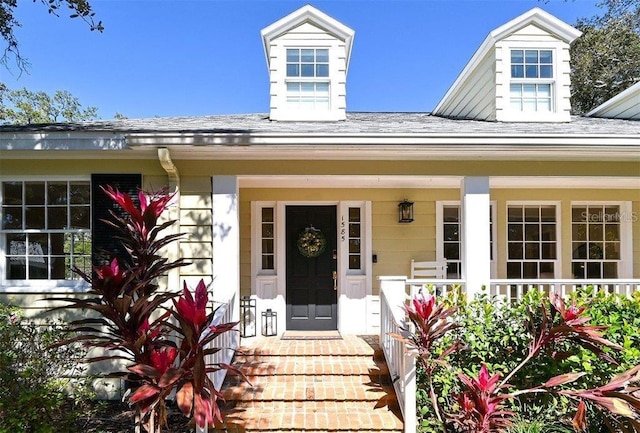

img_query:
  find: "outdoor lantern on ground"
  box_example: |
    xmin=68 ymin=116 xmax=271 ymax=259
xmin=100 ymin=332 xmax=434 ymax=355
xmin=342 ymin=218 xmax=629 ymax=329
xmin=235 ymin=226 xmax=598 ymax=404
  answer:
xmin=261 ymin=308 xmax=277 ymax=336
xmin=398 ymin=199 xmax=414 ymax=223
xmin=240 ymin=296 xmax=256 ymax=337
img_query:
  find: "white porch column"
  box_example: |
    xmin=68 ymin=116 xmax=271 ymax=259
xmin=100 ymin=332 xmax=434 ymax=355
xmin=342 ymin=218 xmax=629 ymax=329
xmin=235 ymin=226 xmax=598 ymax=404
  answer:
xmin=461 ymin=177 xmax=491 ymax=299
xmin=211 ymin=176 xmax=240 ymax=324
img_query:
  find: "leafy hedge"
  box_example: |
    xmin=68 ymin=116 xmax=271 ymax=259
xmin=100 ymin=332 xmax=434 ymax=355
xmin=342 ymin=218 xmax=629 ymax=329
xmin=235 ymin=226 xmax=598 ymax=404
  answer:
xmin=0 ymin=304 xmax=90 ymax=433
xmin=415 ymin=287 xmax=640 ymax=432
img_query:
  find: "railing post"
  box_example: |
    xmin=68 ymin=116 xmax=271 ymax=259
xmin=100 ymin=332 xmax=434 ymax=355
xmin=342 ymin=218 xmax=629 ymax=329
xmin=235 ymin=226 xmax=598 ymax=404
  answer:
xmin=403 ymin=348 xmax=417 ymax=433
xmin=379 ymin=276 xmax=409 ymax=349
xmin=379 ymin=276 xmax=417 ymax=433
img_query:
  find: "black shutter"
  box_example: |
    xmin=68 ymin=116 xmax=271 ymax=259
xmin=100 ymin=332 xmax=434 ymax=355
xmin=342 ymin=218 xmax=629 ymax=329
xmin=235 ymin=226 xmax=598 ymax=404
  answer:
xmin=91 ymin=174 xmax=142 ymax=267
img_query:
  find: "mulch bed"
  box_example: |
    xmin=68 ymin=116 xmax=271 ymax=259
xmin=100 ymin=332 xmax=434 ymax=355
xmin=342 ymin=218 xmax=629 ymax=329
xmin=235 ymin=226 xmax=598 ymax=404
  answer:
xmin=75 ymin=400 xmax=195 ymax=433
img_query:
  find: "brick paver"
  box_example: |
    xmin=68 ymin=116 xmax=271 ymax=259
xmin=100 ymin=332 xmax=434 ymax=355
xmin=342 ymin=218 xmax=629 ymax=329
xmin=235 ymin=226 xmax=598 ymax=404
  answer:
xmin=216 ymin=334 xmax=403 ymax=432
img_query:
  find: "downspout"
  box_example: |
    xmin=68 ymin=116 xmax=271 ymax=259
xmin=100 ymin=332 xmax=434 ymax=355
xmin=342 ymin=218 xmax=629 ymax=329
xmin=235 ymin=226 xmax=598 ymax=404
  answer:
xmin=158 ymin=147 xmax=181 ymax=293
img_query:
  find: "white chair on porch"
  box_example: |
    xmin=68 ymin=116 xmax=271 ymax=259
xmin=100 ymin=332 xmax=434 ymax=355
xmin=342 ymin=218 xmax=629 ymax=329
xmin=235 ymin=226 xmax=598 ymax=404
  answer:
xmin=410 ymin=260 xmax=447 ymax=296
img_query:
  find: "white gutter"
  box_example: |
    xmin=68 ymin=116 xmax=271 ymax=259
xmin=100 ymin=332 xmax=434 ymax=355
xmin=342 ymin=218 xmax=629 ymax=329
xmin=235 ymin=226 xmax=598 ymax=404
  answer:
xmin=124 ymin=133 xmax=640 ymax=146
xmin=0 ymin=132 xmax=127 ymax=151
xmin=157 ymin=147 xmax=181 ymax=294
xmin=158 ymin=147 xmax=180 ymax=189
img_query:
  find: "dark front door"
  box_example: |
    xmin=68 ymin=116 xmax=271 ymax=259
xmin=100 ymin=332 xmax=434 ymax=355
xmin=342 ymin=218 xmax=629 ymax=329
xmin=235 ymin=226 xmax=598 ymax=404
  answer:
xmin=286 ymin=205 xmax=337 ymax=331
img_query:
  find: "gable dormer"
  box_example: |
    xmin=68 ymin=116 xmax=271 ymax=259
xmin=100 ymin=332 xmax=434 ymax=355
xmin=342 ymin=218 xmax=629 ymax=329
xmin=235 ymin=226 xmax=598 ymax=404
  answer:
xmin=433 ymin=8 xmax=582 ymax=122
xmin=261 ymin=5 xmax=355 ymax=121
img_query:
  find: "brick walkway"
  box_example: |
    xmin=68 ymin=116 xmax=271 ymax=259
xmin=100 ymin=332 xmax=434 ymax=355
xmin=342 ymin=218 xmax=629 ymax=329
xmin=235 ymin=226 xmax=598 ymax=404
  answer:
xmin=215 ymin=334 xmax=403 ymax=432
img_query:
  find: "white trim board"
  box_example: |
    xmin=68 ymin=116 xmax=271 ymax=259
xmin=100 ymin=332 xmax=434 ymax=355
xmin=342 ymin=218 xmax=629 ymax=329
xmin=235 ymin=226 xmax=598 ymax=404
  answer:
xmin=238 ymin=176 xmax=639 ymax=190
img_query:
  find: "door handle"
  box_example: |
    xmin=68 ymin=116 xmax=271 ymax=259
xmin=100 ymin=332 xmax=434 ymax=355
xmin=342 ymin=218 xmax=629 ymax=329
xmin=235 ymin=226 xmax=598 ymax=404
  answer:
xmin=332 ymin=271 xmax=337 ymax=291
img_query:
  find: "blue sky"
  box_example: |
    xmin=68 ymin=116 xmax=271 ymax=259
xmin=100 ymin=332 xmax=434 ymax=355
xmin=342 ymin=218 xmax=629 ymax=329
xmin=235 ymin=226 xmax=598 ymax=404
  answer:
xmin=0 ymin=0 xmax=602 ymax=119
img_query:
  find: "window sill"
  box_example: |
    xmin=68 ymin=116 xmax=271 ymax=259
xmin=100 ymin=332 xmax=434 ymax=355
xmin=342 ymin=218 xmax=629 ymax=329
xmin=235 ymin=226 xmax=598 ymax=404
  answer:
xmin=0 ymin=280 xmax=90 ymax=293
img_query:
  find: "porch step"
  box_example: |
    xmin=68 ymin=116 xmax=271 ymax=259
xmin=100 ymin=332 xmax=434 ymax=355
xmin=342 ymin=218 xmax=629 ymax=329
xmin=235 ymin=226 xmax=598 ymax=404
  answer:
xmin=215 ymin=335 xmax=403 ymax=432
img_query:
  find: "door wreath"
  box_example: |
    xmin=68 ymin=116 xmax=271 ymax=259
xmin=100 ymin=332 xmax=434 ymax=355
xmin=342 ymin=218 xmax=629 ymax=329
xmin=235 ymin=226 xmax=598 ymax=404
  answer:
xmin=297 ymin=226 xmax=327 ymax=258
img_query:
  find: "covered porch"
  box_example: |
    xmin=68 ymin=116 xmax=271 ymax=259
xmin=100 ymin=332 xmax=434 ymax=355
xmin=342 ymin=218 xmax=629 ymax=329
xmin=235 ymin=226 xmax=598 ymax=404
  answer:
xmin=204 ymin=172 xmax=638 ymax=336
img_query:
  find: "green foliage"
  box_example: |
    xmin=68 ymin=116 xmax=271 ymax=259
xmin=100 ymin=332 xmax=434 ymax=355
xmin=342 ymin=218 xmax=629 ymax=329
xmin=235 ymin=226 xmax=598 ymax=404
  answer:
xmin=570 ymin=0 xmax=640 ymax=114
xmin=0 ymin=0 xmax=102 ymax=72
xmin=570 ymin=20 xmax=640 ymax=114
xmin=506 ymin=414 xmax=573 ymax=433
xmin=415 ymin=288 xmax=640 ymax=432
xmin=581 ymin=0 xmax=640 ymax=33
xmin=0 ymin=304 xmax=89 ymax=432
xmin=0 ymin=85 xmax=98 ymax=124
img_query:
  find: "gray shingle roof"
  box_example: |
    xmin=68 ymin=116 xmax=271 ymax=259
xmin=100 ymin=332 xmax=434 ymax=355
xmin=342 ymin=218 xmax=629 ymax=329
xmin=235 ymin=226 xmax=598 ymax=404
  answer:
xmin=1 ymin=113 xmax=639 ymax=136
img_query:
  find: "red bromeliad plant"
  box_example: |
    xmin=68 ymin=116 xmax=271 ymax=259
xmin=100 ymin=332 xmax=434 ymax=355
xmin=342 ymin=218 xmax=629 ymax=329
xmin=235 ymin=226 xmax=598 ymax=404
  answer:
xmin=48 ymin=186 xmax=245 ymax=432
xmin=452 ymin=365 xmax=514 ymax=433
xmin=391 ymin=293 xmax=460 ymax=428
xmin=397 ymin=290 xmax=640 ymax=432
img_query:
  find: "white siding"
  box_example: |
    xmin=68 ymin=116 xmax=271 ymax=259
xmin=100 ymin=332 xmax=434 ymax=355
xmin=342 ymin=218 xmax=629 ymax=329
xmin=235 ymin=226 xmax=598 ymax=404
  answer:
xmin=435 ymin=49 xmax=497 ymax=121
xmin=586 ymin=82 xmax=640 ymax=120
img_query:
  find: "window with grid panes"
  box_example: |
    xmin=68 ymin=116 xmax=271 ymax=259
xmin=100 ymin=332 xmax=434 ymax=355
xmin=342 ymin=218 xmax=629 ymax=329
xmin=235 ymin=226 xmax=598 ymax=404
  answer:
xmin=261 ymin=207 xmax=275 ymax=271
xmin=507 ymin=204 xmax=557 ymax=278
xmin=510 ymin=49 xmax=553 ymax=112
xmin=286 ymin=48 xmax=330 ymax=110
xmin=442 ymin=206 xmax=462 ymax=278
xmin=348 ymin=207 xmax=361 ymax=270
xmin=571 ymin=205 xmax=620 ymax=279
xmin=1 ymin=181 xmax=91 ymax=280
xmin=441 ymin=204 xmax=493 ymax=278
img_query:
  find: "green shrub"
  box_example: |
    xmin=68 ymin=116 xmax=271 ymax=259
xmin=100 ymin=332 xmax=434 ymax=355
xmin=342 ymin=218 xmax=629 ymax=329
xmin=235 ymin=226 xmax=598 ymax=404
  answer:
xmin=415 ymin=287 xmax=640 ymax=432
xmin=0 ymin=304 xmax=89 ymax=433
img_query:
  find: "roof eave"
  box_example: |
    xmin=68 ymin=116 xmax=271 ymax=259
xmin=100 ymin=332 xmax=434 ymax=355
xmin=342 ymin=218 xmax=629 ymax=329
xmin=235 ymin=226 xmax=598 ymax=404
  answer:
xmin=585 ymin=82 xmax=640 ymax=119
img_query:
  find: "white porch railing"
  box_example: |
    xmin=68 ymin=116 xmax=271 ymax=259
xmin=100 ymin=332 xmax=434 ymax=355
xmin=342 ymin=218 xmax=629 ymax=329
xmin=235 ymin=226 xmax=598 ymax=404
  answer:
xmin=408 ymin=278 xmax=466 ymax=299
xmin=379 ymin=277 xmax=416 ymax=433
xmin=379 ymin=276 xmax=639 ymax=433
xmin=196 ymin=289 xmax=239 ymax=433
xmin=491 ymin=279 xmax=640 ymax=302
xmin=209 ymin=289 xmax=239 ymax=390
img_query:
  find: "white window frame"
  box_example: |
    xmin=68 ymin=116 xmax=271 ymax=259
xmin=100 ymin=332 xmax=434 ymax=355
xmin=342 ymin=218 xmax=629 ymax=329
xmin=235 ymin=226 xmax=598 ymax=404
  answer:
xmin=570 ymin=201 xmax=633 ymax=279
xmin=251 ymin=201 xmax=277 ymax=277
xmin=283 ymin=45 xmax=331 ymax=112
xmin=285 ymin=81 xmax=330 ymax=111
xmin=436 ymin=201 xmax=497 ymax=278
xmin=285 ymin=48 xmax=329 ymax=79
xmin=509 ymin=48 xmax=555 ymax=113
xmin=509 ymin=82 xmax=553 ymax=113
xmin=339 ymin=201 xmax=369 ymax=277
xmin=0 ymin=176 xmax=91 ymax=292
xmin=505 ymin=201 xmax=561 ymax=279
xmin=500 ymin=43 xmax=560 ymax=122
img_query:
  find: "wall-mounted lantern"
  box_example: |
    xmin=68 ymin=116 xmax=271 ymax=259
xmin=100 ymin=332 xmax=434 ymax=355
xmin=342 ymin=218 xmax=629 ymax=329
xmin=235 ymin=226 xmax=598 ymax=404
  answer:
xmin=398 ymin=199 xmax=414 ymax=223
xmin=261 ymin=308 xmax=278 ymax=336
xmin=240 ymin=296 xmax=256 ymax=338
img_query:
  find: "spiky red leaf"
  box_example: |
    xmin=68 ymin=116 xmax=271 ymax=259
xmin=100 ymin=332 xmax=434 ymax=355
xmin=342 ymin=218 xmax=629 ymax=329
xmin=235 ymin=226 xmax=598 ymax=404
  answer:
xmin=176 ymin=382 xmax=194 ymax=417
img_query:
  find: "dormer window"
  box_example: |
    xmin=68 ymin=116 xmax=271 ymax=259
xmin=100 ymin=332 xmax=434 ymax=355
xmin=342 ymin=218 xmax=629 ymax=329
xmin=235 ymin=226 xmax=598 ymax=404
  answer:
xmin=509 ymin=49 xmax=554 ymax=112
xmin=432 ymin=8 xmax=581 ymax=123
xmin=261 ymin=5 xmax=354 ymax=121
xmin=286 ymin=48 xmax=330 ymax=110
